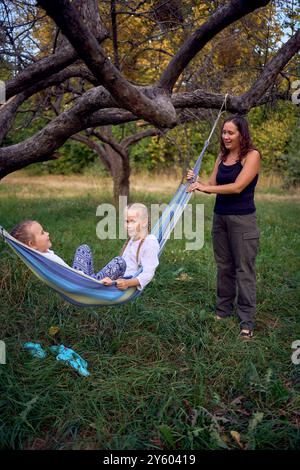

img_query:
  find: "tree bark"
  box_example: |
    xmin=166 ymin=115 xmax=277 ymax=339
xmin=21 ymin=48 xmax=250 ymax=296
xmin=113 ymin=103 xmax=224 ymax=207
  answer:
xmin=105 ymin=144 xmax=130 ymax=205
xmin=71 ymin=128 xmax=162 ymax=204
xmin=6 ymin=0 xmax=108 ymax=100
xmin=159 ymin=0 xmax=271 ymax=92
xmin=1 ymin=1 xmax=299 ymax=183
xmin=37 ymin=0 xmax=177 ymax=129
xmin=239 ymin=29 xmax=300 ymax=111
xmin=6 ymin=47 xmax=78 ymax=100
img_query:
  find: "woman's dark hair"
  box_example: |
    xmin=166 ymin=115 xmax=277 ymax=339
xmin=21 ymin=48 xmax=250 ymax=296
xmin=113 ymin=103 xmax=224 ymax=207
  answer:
xmin=220 ymin=115 xmax=261 ymax=161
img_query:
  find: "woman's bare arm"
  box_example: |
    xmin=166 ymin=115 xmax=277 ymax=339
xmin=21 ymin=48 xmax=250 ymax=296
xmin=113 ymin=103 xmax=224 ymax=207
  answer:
xmin=187 ymin=150 xmax=260 ymax=195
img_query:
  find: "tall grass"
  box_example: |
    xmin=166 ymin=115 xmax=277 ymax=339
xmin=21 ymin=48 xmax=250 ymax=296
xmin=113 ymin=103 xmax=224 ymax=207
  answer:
xmin=3 ymin=170 xmax=299 ymax=199
xmin=0 ymin=179 xmax=299 ymax=450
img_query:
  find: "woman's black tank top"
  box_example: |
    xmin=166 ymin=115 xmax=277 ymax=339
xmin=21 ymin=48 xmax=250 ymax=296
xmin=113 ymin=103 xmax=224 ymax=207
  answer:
xmin=214 ymin=160 xmax=258 ymax=215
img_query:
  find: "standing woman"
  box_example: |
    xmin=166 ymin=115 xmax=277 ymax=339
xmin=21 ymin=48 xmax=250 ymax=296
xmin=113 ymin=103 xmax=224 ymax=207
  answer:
xmin=187 ymin=115 xmax=261 ymax=339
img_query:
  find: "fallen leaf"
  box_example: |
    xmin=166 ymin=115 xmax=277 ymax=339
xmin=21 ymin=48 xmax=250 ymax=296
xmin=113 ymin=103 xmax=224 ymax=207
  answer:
xmin=175 ymin=272 xmax=192 ymax=281
xmin=49 ymin=326 xmax=60 ymax=336
xmin=230 ymin=430 xmax=244 ymax=449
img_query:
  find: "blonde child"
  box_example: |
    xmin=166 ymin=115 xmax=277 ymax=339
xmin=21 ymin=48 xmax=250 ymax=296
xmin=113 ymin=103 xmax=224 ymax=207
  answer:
xmin=103 ymin=203 xmax=160 ymax=290
xmin=10 ymin=220 xmax=126 ymax=282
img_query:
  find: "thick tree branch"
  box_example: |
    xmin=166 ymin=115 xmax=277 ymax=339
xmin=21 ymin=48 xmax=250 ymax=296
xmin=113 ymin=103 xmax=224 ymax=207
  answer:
xmin=0 ymin=93 xmax=28 ymax=143
xmin=73 ymin=0 xmax=107 ymax=43
xmin=238 ymin=29 xmax=300 ymax=111
xmin=1 ymin=6 xmax=298 ymax=179
xmin=172 ymin=90 xmax=237 ymax=112
xmin=0 ymin=65 xmax=102 ymax=143
xmin=6 ymin=46 xmax=78 ymax=100
xmin=0 ymin=84 xmax=293 ymax=179
xmin=159 ymin=0 xmax=271 ymax=91
xmin=6 ymin=0 xmax=108 ymax=100
xmin=37 ymin=0 xmax=177 ymax=129
xmin=91 ymin=129 xmax=127 ymax=161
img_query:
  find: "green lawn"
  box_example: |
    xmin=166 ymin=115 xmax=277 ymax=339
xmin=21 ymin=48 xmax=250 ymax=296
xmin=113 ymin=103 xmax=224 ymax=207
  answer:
xmin=0 ymin=184 xmax=299 ymax=450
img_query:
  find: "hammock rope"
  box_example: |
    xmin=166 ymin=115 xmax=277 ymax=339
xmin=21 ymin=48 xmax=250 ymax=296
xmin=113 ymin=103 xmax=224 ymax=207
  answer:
xmin=0 ymin=95 xmax=228 ymax=307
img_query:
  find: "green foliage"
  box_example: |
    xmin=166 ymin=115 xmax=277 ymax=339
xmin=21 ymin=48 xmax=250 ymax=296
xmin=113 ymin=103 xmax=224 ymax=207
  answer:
xmin=27 ymin=140 xmax=98 ymax=176
xmin=277 ymin=116 xmax=300 ymax=188
xmin=127 ymin=120 xmax=218 ymax=175
xmin=2 ymin=112 xmax=50 ymax=147
xmin=248 ymin=101 xmax=298 ymax=171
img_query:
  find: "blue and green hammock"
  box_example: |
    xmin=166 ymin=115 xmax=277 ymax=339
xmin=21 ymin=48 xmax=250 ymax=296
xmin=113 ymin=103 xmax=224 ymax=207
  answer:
xmin=0 ymin=177 xmax=196 ymax=307
xmin=0 ymin=100 xmax=227 ymax=307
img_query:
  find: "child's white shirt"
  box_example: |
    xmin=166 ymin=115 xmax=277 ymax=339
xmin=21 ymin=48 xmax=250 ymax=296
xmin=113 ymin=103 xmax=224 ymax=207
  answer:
xmin=42 ymin=249 xmax=69 ymax=268
xmin=122 ymin=234 xmax=160 ymax=290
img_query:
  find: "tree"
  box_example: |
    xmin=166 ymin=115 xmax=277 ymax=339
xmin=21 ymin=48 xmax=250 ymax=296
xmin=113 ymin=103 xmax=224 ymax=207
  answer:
xmin=0 ymin=0 xmax=299 ymax=200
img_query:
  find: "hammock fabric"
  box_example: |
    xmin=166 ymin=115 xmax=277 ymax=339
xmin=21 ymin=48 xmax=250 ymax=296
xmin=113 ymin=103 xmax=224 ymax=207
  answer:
xmin=0 ymin=179 xmax=195 ymax=307
xmin=0 ymin=99 xmax=227 ymax=307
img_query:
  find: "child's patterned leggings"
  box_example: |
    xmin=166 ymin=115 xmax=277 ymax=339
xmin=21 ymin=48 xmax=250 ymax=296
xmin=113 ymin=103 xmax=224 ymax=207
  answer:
xmin=72 ymin=244 xmax=126 ymax=280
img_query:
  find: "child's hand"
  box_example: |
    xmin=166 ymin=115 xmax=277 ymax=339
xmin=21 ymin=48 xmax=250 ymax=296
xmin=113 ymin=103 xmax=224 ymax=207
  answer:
xmin=102 ymin=277 xmax=113 ymax=286
xmin=116 ymin=279 xmax=130 ymax=290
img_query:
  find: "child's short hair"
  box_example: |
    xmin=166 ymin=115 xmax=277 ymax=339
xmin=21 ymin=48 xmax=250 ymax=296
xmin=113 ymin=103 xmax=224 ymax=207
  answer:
xmin=10 ymin=220 xmax=36 ymax=244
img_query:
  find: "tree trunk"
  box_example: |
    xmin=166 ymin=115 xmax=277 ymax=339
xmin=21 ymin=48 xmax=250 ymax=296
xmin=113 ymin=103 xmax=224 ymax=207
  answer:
xmin=104 ymin=144 xmax=130 ymax=205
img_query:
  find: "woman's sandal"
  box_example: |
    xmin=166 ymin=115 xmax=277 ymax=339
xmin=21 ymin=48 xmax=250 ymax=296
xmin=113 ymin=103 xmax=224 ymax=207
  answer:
xmin=240 ymin=329 xmax=253 ymax=339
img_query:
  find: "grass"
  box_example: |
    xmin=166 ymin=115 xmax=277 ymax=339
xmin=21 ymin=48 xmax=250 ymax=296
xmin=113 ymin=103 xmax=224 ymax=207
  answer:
xmin=0 ymin=174 xmax=300 ymax=450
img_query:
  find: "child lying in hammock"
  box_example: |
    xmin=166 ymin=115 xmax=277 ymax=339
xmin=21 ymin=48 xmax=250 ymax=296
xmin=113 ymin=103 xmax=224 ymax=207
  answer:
xmin=10 ymin=203 xmax=159 ymax=291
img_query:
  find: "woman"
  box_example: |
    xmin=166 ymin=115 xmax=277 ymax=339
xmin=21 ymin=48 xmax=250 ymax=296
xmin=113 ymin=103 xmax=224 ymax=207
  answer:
xmin=187 ymin=115 xmax=261 ymax=339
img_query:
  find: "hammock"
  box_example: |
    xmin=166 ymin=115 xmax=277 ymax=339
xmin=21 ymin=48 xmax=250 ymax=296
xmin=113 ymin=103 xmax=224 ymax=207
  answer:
xmin=0 ymin=98 xmax=227 ymax=307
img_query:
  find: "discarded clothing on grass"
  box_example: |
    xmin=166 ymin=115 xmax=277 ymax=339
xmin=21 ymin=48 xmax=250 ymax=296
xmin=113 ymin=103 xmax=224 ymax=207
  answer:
xmin=23 ymin=342 xmax=90 ymax=377
xmin=23 ymin=342 xmax=47 ymax=359
xmin=49 ymin=344 xmax=90 ymax=377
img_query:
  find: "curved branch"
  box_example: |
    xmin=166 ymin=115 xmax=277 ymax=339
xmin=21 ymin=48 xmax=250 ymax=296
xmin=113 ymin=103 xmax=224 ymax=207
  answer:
xmin=0 ymin=24 xmax=298 ymax=178
xmin=238 ymin=29 xmax=300 ymax=111
xmin=121 ymin=128 xmax=162 ymax=150
xmin=0 ymin=65 xmax=102 ymax=143
xmin=6 ymin=0 xmax=108 ymax=100
xmin=6 ymin=46 xmax=78 ymax=100
xmin=37 ymin=0 xmax=177 ymax=129
xmin=0 ymin=93 xmax=28 ymax=143
xmin=159 ymin=0 xmax=271 ymax=91
xmin=0 ymin=87 xmax=293 ymax=179
xmin=91 ymin=130 xmax=127 ymax=160
xmin=71 ymin=133 xmax=111 ymax=171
